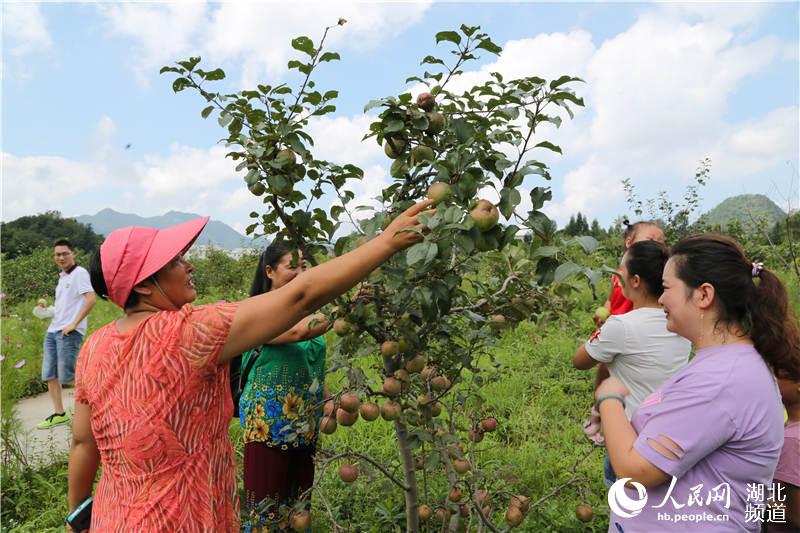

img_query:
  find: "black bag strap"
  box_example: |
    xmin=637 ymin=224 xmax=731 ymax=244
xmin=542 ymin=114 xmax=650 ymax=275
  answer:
xmin=239 ymin=346 xmax=263 ymax=391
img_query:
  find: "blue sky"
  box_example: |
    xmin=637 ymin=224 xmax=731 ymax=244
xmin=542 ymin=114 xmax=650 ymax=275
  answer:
xmin=3 ymin=2 xmax=798 ymax=235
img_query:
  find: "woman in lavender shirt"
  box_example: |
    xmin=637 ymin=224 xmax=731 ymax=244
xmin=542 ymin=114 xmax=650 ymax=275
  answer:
xmin=595 ymin=235 xmax=800 ymax=532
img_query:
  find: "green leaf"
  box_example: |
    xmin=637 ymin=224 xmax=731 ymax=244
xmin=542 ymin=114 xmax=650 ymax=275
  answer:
xmin=549 ymin=75 xmax=584 ymax=90
xmin=243 ymin=169 xmax=259 ymax=186
xmin=414 ymin=286 xmax=438 ymax=322
xmin=218 ymin=112 xmax=233 ymax=127
xmin=384 ymin=120 xmax=405 ymax=133
xmin=450 ymin=118 xmax=474 ymax=144
xmin=554 ymin=262 xmax=582 ymax=284
xmin=177 ymin=57 xmax=201 ymax=71
xmin=534 ymin=141 xmax=562 ymax=154
xmin=460 ymin=24 xmax=479 ymax=37
xmin=476 ymin=38 xmax=502 ymax=55
xmin=291 ymin=36 xmax=315 ymax=57
xmin=435 ymin=31 xmax=461 ymax=45
xmin=201 ymin=105 xmax=214 ymax=119
xmin=319 ymin=51 xmax=340 ymax=62
xmin=574 ymin=235 xmax=599 ymax=254
xmin=499 ymin=188 xmax=521 ymax=220
xmin=172 ymin=77 xmax=191 ymax=93
xmin=551 ymin=91 xmax=585 ymax=107
xmin=455 ymin=232 xmax=475 ymax=254
xmin=421 ymin=55 xmax=445 ymax=66
xmin=530 ymin=187 xmax=552 ymax=210
xmin=159 ymin=66 xmax=182 ymax=74
xmin=363 ymin=99 xmax=384 ymax=113
xmin=204 ymin=68 xmax=225 ymax=81
xmin=531 ymin=246 xmax=559 ymax=259
xmin=406 ymin=241 xmax=438 ymax=268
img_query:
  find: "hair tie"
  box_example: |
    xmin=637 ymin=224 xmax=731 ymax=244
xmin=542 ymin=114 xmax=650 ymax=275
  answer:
xmin=751 ymin=262 xmax=764 ymax=278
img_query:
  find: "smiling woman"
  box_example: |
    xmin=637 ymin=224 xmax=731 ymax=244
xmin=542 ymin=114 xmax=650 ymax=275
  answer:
xmin=66 ymin=201 xmax=432 ymax=532
xmin=597 ymin=234 xmax=800 ymax=532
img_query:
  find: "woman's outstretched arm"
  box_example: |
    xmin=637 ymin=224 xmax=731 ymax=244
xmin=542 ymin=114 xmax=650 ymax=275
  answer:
xmin=219 ymin=199 xmax=432 ymax=362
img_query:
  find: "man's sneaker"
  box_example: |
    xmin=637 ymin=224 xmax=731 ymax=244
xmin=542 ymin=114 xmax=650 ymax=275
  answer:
xmin=36 ymin=412 xmax=70 ymax=430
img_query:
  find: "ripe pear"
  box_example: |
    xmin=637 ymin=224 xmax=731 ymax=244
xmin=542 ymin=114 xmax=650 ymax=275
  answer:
xmin=469 ymin=199 xmax=500 ymax=232
xmin=384 ymin=138 xmax=407 ymax=159
xmin=480 ymin=417 xmax=498 ymax=432
xmin=576 ymin=504 xmax=594 ymax=522
xmin=382 ymin=377 xmax=402 ymax=397
xmin=276 ymin=148 xmax=297 ymax=166
xmin=339 ymin=393 xmax=360 ymax=413
xmin=336 ymin=408 xmax=358 ymax=427
xmin=411 ymin=145 xmax=435 ymax=165
xmin=248 ymin=182 xmax=266 ymax=196
xmin=381 ymin=401 xmax=401 ymax=420
xmin=505 ymin=506 xmax=524 ymax=527
xmin=426 ymin=112 xmax=446 ymax=134
xmin=426 ymin=182 xmax=452 ymax=205
xmin=319 ymin=416 xmax=337 ymax=434
xmin=338 ymin=464 xmax=359 ymax=483
xmin=418 ymin=504 xmax=433 ymax=521
xmin=359 ymin=402 xmax=380 ymax=421
xmin=417 ymin=92 xmax=435 ymax=111
xmin=405 ymin=355 xmax=426 ymax=374
xmin=289 ymin=511 xmax=311 ymax=532
xmin=381 ymin=340 xmax=400 ymax=357
xmin=333 ymin=319 xmax=352 ymax=336
xmin=453 ymin=458 xmax=471 ymax=474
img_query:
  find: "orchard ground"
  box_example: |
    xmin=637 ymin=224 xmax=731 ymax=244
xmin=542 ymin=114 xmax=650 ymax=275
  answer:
xmin=2 ymin=276 xmax=609 ymax=532
xmin=4 ymin=268 xmax=798 ymax=532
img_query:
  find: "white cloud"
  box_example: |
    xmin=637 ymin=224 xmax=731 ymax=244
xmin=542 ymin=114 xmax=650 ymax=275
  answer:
xmin=712 ymin=106 xmax=799 ymax=179
xmin=98 ymin=2 xmax=432 ymax=86
xmin=98 ymin=2 xmax=208 ymax=85
xmin=541 ymin=8 xmax=793 ymax=224
xmin=2 ymin=2 xmax=52 ymax=57
xmin=139 ymin=144 xmax=237 ymax=195
xmin=1 ymin=2 xmax=53 ymax=79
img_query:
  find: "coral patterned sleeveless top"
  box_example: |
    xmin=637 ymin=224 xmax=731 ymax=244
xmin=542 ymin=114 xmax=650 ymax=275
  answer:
xmin=75 ymin=303 xmax=240 ymax=532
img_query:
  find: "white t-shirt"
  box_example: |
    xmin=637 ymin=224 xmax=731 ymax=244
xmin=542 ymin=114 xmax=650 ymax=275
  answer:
xmin=48 ymin=265 xmax=93 ymax=335
xmin=585 ymin=307 xmax=691 ymax=418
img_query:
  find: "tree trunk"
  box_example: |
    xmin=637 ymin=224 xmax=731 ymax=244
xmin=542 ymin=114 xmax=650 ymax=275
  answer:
xmin=382 ymin=353 xmax=419 ymax=533
xmin=395 ymin=419 xmax=420 ymax=533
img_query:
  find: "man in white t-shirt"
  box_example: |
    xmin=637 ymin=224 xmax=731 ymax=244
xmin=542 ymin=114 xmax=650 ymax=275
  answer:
xmin=36 ymin=239 xmax=96 ymax=429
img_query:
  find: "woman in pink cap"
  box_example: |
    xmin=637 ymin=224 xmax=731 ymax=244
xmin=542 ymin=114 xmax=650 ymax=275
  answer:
xmin=66 ymin=200 xmax=432 ymax=532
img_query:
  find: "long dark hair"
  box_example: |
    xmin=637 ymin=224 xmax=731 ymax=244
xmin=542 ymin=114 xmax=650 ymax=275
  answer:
xmin=625 ymin=240 xmax=669 ymax=298
xmin=249 ymin=241 xmax=291 ymax=297
xmin=670 ymin=234 xmax=800 ymax=379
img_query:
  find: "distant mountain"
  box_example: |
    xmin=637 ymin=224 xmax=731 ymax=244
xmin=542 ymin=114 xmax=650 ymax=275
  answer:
xmin=76 ymin=209 xmax=262 ymax=250
xmin=701 ymin=194 xmax=786 ymax=229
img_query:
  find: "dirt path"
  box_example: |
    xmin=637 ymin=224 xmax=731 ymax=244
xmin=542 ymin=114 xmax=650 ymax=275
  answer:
xmin=13 ymin=389 xmax=75 ymax=464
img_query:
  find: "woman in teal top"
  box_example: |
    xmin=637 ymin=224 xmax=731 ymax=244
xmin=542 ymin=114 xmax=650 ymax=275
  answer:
xmin=239 ymin=242 xmax=331 ymax=531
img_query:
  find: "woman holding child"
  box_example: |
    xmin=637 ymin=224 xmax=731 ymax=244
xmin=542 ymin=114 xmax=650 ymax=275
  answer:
xmin=573 ymin=239 xmax=691 ymax=486
xmin=598 ymin=235 xmax=800 ymax=532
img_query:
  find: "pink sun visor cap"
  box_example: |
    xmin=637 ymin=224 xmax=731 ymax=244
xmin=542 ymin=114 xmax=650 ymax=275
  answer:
xmin=100 ymin=217 xmax=209 ymax=308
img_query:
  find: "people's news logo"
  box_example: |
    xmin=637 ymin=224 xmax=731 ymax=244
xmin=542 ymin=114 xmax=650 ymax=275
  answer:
xmin=608 ymin=478 xmax=648 ymax=518
xmin=607 ymin=477 xmax=791 ymax=526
